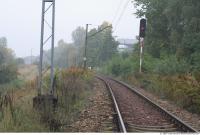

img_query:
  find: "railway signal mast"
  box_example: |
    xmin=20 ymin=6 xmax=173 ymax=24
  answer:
xmin=33 ymin=0 xmax=57 ymax=109
xmin=139 ymin=18 xmax=147 ymax=73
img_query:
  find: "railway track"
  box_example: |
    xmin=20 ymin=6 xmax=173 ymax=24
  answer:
xmin=96 ymin=76 xmax=198 ymax=133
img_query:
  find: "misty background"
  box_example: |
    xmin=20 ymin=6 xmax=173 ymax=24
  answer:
xmin=0 ymin=0 xmax=139 ymax=57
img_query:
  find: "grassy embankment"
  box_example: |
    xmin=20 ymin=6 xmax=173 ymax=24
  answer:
xmin=0 ymin=65 xmax=94 ymax=132
xmin=0 ymin=65 xmax=46 ymax=131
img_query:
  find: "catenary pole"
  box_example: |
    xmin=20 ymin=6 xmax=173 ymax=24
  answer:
xmin=50 ymin=0 xmax=55 ymax=95
xmin=38 ymin=0 xmax=45 ymax=96
xmin=84 ymin=24 xmax=89 ymax=69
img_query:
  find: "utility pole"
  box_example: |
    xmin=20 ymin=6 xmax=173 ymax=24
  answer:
xmin=83 ymin=24 xmax=112 ymax=69
xmin=84 ymin=24 xmax=90 ymax=69
xmin=31 ymin=49 xmax=33 ymax=65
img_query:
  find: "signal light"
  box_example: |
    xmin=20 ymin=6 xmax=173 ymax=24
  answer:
xmin=139 ymin=19 xmax=147 ymax=38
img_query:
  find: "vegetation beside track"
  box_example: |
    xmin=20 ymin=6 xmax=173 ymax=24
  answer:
xmin=101 ymin=52 xmax=200 ymax=114
xmin=50 ymin=67 xmax=94 ymax=131
xmin=0 ymin=66 xmax=94 ymax=132
xmin=0 ymin=65 xmax=47 ymax=132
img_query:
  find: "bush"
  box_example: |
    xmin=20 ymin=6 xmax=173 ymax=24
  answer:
xmin=154 ymin=55 xmax=190 ymax=75
xmin=48 ymin=67 xmax=94 ymax=130
xmin=103 ymin=53 xmax=158 ymax=77
xmin=0 ymin=37 xmax=18 ymax=84
xmin=154 ymin=75 xmax=200 ymax=113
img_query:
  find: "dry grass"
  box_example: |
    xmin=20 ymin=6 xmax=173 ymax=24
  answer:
xmin=0 ymin=64 xmax=50 ymax=132
xmin=0 ymin=89 xmax=48 ymax=132
xmin=49 ymin=67 xmax=94 ymax=131
xmin=18 ymin=64 xmax=38 ymax=81
xmin=126 ymin=73 xmax=200 ymax=114
xmin=0 ymin=66 xmax=94 ymax=132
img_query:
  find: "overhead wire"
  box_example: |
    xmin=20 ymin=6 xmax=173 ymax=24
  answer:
xmin=113 ymin=0 xmax=131 ymax=32
xmin=112 ymin=0 xmax=125 ymax=24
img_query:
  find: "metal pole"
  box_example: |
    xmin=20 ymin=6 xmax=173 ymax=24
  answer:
xmin=84 ymin=24 xmax=89 ymax=69
xmin=38 ymin=0 xmax=45 ymax=96
xmin=139 ymin=38 xmax=144 ymax=73
xmin=31 ymin=49 xmax=33 ymax=65
xmin=50 ymin=0 xmax=55 ymax=95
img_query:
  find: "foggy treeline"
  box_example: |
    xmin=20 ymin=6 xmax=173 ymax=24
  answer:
xmin=0 ymin=37 xmax=18 ymax=84
xmin=43 ymin=21 xmax=118 ymax=69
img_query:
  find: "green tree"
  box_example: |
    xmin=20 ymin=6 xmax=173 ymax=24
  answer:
xmin=87 ymin=22 xmax=118 ymax=67
xmin=45 ymin=22 xmax=118 ymax=69
xmin=72 ymin=26 xmax=85 ymax=47
xmin=134 ymin=0 xmax=200 ymax=72
xmin=44 ymin=40 xmax=79 ymax=68
xmin=0 ymin=37 xmax=17 ymax=84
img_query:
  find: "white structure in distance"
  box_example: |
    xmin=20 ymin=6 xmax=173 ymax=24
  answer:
xmin=117 ymin=39 xmax=138 ymax=53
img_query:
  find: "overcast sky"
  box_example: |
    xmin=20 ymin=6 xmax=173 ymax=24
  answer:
xmin=0 ymin=0 xmax=139 ymax=57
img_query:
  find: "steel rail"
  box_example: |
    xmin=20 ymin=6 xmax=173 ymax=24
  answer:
xmin=106 ymin=76 xmax=198 ymax=133
xmin=96 ymin=76 xmax=127 ymax=133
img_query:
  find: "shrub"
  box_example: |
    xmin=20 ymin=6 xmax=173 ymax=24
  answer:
xmin=154 ymin=55 xmax=190 ymax=75
xmin=49 ymin=67 xmax=94 ymax=130
xmin=103 ymin=53 xmax=158 ymax=77
xmin=0 ymin=63 xmax=17 ymax=84
xmin=0 ymin=37 xmax=18 ymax=84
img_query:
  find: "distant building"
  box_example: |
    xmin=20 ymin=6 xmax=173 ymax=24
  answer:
xmin=117 ymin=39 xmax=138 ymax=53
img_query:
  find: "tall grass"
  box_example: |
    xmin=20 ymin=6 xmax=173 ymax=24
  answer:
xmin=37 ymin=67 xmax=94 ymax=131
xmin=0 ymin=72 xmax=49 ymax=132
xmin=0 ymin=66 xmax=94 ymax=132
xmin=0 ymin=92 xmax=48 ymax=132
xmin=53 ymin=67 xmax=94 ymax=131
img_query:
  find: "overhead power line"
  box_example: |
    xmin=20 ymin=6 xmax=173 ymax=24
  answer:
xmin=113 ymin=0 xmax=130 ymax=32
xmin=88 ymin=26 xmax=112 ymax=38
xmin=112 ymin=0 xmax=124 ymax=23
